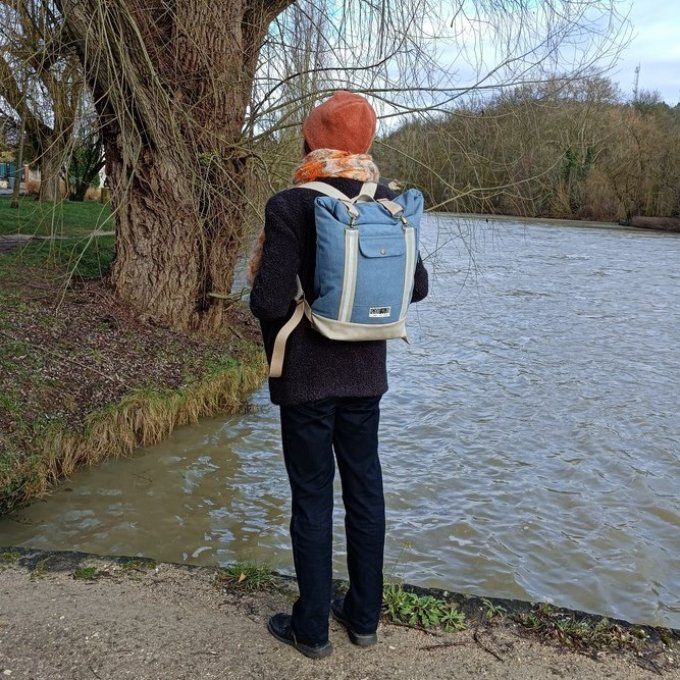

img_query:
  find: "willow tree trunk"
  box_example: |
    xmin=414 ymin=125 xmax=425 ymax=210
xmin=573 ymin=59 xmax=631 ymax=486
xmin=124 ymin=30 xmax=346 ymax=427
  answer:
xmin=58 ymin=0 xmax=293 ymax=332
xmin=11 ymin=115 xmax=26 ymax=209
xmin=38 ymin=141 xmax=66 ymax=202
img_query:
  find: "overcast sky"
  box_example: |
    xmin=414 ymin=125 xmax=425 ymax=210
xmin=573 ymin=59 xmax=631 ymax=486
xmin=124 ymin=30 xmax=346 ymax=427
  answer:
xmin=420 ymin=0 xmax=680 ymax=111
xmin=612 ymin=0 xmax=680 ymax=103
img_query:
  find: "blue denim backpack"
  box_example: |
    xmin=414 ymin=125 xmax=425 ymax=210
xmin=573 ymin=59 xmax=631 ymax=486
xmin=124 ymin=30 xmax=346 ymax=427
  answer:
xmin=269 ymin=181 xmax=423 ymax=377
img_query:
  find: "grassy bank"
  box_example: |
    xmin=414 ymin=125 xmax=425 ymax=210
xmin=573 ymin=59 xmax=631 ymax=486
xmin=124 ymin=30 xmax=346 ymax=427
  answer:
xmin=0 ymin=197 xmax=265 ymax=515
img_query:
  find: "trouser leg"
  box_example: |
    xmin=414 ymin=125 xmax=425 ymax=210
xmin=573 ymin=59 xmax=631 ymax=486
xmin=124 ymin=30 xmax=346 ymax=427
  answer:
xmin=333 ymin=395 xmax=385 ymax=634
xmin=279 ymin=397 xmax=336 ymax=646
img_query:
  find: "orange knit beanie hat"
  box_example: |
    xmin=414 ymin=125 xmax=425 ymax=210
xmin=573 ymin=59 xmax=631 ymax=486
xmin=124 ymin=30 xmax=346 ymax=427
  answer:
xmin=302 ymin=91 xmax=377 ymax=155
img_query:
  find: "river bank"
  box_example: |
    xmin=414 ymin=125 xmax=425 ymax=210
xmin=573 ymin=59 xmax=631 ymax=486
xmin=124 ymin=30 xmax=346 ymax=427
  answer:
xmin=446 ymin=211 xmax=680 ymax=233
xmin=0 ymin=196 xmax=266 ymax=514
xmin=0 ymin=546 xmax=677 ymax=679
xmin=447 ymin=211 xmax=623 ymax=231
xmin=627 ymin=216 xmax=680 ymax=232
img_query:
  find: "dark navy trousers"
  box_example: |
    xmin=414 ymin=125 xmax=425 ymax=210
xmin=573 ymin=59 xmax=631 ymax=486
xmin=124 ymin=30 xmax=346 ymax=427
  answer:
xmin=279 ymin=394 xmax=385 ymax=646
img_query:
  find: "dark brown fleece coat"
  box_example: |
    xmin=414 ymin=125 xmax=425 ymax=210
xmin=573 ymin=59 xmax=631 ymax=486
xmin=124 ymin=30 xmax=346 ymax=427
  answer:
xmin=249 ymin=177 xmax=429 ymax=406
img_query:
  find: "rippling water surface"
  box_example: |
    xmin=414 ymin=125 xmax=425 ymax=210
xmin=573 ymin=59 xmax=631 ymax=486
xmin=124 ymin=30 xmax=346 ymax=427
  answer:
xmin=2 ymin=215 xmax=679 ymax=627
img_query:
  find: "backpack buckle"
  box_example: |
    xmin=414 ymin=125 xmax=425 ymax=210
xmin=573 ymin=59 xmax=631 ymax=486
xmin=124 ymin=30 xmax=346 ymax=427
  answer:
xmin=342 ymin=200 xmax=360 ymax=224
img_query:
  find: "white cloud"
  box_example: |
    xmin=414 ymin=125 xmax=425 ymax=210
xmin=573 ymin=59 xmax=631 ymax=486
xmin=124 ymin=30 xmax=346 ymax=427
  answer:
xmin=614 ymin=0 xmax=680 ymax=103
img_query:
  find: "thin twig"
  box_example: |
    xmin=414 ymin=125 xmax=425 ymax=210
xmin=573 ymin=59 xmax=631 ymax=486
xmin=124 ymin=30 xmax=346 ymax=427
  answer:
xmin=473 ymin=627 xmax=505 ymax=662
xmin=88 ymin=664 xmax=103 ymax=679
xmin=383 ymin=620 xmax=445 ymax=637
xmin=419 ymin=639 xmax=467 ymax=651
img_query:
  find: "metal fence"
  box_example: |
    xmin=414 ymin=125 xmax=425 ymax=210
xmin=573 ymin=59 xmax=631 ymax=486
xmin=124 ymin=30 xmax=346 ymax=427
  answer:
xmin=0 ymin=162 xmax=25 ymax=180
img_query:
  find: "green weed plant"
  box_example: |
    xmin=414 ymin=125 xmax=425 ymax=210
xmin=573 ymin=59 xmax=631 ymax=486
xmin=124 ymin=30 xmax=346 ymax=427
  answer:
xmin=382 ymin=584 xmax=466 ymax=632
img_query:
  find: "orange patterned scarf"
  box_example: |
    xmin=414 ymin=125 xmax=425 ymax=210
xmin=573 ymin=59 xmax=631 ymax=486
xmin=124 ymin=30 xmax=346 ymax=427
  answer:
xmin=293 ymin=148 xmax=380 ymax=184
xmin=247 ymin=149 xmax=380 ymax=284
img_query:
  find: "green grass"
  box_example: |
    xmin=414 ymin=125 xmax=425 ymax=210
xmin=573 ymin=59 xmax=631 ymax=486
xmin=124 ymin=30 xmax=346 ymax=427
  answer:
xmin=1 ymin=235 xmax=116 ymax=280
xmin=120 ymin=558 xmax=157 ymax=572
xmin=514 ymin=604 xmax=651 ymax=651
xmin=0 ymin=195 xmax=112 ymax=238
xmin=30 ymin=558 xmax=47 ymax=580
xmin=74 ymin=560 xmax=158 ymax=580
xmin=73 ymin=566 xmax=99 ymax=580
xmin=0 ymin=196 xmax=115 ymax=281
xmin=0 ymin=391 xmax=21 ymax=415
xmin=480 ymin=597 xmax=507 ymax=621
xmin=1 ymin=550 xmax=20 ymax=562
xmin=217 ymin=562 xmax=280 ymax=592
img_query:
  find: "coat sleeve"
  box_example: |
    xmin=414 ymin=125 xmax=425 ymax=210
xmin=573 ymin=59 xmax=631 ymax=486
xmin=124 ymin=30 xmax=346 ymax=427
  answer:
xmin=249 ymin=196 xmax=302 ymax=320
xmin=411 ymin=253 xmax=429 ymax=303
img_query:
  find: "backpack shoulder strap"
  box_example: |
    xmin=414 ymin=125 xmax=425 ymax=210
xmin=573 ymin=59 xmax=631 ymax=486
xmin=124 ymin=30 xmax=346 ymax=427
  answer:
xmin=293 ymin=180 xmax=378 ymax=203
xmin=293 ymin=181 xmax=352 ymax=201
xmin=292 ymin=181 xmax=360 ymax=217
xmin=356 ymin=182 xmax=377 ymax=201
xmin=269 ymin=276 xmax=306 ymax=379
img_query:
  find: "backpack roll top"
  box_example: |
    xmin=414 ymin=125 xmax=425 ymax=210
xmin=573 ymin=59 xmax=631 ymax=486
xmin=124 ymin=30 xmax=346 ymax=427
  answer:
xmin=310 ymin=188 xmax=423 ymax=340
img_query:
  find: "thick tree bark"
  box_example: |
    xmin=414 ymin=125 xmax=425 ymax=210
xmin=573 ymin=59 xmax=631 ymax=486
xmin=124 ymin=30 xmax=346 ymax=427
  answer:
xmin=58 ymin=0 xmax=294 ymax=332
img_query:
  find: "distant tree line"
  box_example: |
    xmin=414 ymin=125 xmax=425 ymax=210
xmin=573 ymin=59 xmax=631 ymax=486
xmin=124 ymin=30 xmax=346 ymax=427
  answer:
xmin=376 ymin=77 xmax=680 ymax=222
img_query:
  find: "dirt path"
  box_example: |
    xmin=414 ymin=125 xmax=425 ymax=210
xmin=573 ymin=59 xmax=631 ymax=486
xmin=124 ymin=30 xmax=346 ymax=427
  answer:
xmin=1 ymin=551 xmax=676 ymax=680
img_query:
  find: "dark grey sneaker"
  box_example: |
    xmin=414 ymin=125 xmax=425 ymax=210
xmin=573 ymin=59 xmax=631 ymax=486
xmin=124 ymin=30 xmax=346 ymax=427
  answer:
xmin=267 ymin=613 xmax=333 ymax=659
xmin=330 ymin=597 xmax=378 ymax=647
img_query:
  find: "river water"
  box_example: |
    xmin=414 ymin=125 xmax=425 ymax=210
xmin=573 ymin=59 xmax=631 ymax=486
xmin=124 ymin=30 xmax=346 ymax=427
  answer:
xmin=1 ymin=215 xmax=679 ymax=628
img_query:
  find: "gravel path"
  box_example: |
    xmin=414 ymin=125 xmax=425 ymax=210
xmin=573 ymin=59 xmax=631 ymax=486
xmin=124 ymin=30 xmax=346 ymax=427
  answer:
xmin=1 ymin=550 xmax=676 ymax=680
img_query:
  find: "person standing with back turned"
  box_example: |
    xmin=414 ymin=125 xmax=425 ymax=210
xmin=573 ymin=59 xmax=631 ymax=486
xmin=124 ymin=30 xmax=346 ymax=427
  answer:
xmin=248 ymin=91 xmax=429 ymax=659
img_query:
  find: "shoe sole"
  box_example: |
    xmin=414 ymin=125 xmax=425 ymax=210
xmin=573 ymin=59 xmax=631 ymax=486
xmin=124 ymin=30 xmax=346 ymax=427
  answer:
xmin=331 ymin=608 xmax=378 ymax=647
xmin=267 ymin=619 xmax=333 ymax=659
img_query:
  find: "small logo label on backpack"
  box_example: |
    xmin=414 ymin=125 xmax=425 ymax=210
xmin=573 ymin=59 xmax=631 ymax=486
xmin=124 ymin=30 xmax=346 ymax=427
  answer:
xmin=369 ymin=306 xmax=391 ymax=318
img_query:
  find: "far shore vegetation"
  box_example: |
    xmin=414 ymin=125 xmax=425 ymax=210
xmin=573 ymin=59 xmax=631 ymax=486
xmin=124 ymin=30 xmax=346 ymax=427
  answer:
xmin=376 ymin=77 xmax=680 ymax=224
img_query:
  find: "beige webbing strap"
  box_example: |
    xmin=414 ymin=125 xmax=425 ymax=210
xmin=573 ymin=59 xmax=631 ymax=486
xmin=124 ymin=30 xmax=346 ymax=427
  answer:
xmin=377 ymin=198 xmax=404 ymax=217
xmin=294 ymin=181 xmax=377 ymax=202
xmin=363 ymin=181 xmax=378 ymax=196
xmin=294 ymin=181 xmax=359 ymax=217
xmin=293 ymin=180 xmax=379 ymax=215
xmin=352 ymin=181 xmax=378 ymax=203
xmin=294 ymin=181 xmax=353 ymax=201
xmin=269 ymin=300 xmax=305 ymax=378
